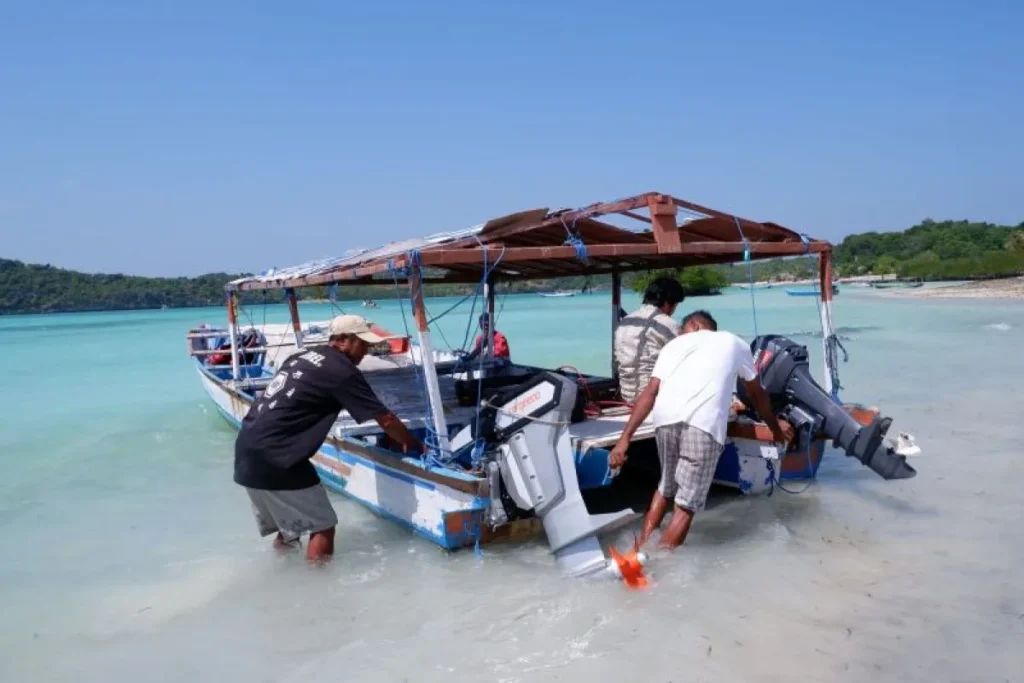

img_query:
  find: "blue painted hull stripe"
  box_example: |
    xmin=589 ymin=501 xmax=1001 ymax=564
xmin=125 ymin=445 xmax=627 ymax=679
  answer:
xmin=211 ymin=397 xmax=479 ymax=547
xmin=316 ymin=467 xmax=453 ymax=547
xmin=321 ymin=444 xmax=437 ymax=491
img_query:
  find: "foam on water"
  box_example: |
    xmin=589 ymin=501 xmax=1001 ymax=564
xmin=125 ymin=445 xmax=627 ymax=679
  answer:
xmin=1 ymin=289 xmax=1023 ymax=682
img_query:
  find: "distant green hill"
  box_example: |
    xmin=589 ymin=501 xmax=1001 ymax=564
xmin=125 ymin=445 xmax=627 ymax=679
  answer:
xmin=0 ymin=258 xmax=591 ymax=314
xmin=0 ymin=259 xmax=243 ymax=313
xmin=3 ymin=218 xmax=1022 ymax=314
xmin=719 ymin=219 xmax=1024 ymax=283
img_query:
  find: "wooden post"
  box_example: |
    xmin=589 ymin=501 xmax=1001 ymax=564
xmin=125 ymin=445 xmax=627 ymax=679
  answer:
xmin=286 ymin=288 xmax=305 ymax=350
xmin=647 ymin=194 xmax=681 ymax=253
xmin=226 ymin=291 xmax=240 ymax=380
xmin=818 ymin=250 xmax=837 ymax=398
xmin=484 ymin=278 xmax=496 ymax=359
xmin=611 ymin=267 xmax=622 ymax=378
xmin=409 ymin=264 xmax=450 ymax=455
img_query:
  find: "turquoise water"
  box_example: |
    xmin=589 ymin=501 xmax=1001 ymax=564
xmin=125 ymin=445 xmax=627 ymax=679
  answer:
xmin=1 ymin=288 xmax=1022 ymax=682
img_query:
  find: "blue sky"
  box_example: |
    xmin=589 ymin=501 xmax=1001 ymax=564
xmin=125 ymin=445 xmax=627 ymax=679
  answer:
xmin=1 ymin=1 xmax=1021 ymax=276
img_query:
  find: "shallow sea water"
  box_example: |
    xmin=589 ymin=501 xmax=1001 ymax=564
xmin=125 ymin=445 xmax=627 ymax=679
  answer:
xmin=1 ymin=287 xmax=1022 ymax=682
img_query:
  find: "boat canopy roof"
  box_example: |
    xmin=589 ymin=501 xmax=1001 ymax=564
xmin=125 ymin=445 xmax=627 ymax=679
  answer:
xmin=228 ymin=191 xmax=831 ymax=291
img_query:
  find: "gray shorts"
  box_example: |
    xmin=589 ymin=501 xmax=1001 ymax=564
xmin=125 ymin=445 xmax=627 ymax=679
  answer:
xmin=655 ymin=422 xmax=724 ymax=512
xmin=246 ymin=484 xmax=338 ymax=542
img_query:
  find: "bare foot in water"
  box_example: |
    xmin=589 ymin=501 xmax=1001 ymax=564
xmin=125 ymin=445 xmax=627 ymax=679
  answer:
xmin=273 ymin=532 xmax=301 ymax=551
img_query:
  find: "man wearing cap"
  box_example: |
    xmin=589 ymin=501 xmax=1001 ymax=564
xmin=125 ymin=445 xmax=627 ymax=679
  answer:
xmin=233 ymin=314 xmax=424 ymax=563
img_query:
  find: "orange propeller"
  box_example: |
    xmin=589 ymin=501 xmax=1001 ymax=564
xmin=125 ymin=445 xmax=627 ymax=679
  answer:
xmin=609 ymin=542 xmax=650 ymax=590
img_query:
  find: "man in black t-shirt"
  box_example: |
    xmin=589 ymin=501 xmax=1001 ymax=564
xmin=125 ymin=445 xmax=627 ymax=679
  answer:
xmin=234 ymin=314 xmax=423 ymax=563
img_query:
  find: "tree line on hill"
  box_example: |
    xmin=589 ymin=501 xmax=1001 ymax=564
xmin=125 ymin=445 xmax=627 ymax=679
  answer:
xmin=716 ymin=219 xmax=1024 ymax=284
xmin=2 ymin=219 xmax=1022 ymax=314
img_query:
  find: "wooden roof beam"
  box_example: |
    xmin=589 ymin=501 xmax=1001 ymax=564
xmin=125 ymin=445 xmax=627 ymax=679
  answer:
xmin=648 ymin=194 xmax=682 ymax=253
xmin=670 ymin=197 xmax=795 ymax=239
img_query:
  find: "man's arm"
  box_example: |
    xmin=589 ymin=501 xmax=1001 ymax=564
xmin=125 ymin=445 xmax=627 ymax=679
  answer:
xmin=335 ymin=369 xmax=426 ymax=454
xmin=742 ymin=379 xmax=793 ymax=445
xmin=375 ymin=412 xmax=425 ymax=453
xmin=608 ymin=378 xmax=659 ymax=469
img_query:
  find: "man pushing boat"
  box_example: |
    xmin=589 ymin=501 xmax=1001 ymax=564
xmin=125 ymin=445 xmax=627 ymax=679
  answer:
xmin=233 ymin=315 xmax=424 ymax=563
xmin=609 ymin=310 xmax=793 ymax=550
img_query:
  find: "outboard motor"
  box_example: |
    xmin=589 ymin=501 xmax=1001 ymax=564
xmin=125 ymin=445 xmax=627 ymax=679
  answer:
xmin=737 ymin=335 xmax=916 ymax=481
xmin=460 ymin=372 xmax=635 ymax=577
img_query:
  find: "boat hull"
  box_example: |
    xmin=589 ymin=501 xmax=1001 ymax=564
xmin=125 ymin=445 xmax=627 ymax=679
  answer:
xmin=197 ymin=363 xmax=490 ymax=549
xmin=196 ymin=362 xmax=826 ymax=552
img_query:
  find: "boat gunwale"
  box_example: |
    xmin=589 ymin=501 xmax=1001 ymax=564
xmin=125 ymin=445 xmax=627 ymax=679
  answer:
xmin=196 ymin=360 xmax=489 ymax=496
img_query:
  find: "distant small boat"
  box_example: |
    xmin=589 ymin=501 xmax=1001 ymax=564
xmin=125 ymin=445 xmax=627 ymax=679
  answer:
xmin=362 ymin=299 xmax=379 ymax=308
xmin=785 ymin=284 xmax=839 ymax=297
xmin=870 ymin=279 xmax=923 ymax=290
xmin=538 ymin=290 xmax=576 ymax=298
xmin=738 ymin=282 xmax=773 ymax=290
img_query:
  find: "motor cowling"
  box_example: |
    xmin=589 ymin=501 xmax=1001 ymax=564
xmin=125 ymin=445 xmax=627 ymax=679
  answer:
xmin=737 ymin=335 xmax=916 ymax=481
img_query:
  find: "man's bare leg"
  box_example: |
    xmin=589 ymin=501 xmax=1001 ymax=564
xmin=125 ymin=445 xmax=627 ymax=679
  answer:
xmin=658 ymin=505 xmax=696 ymax=549
xmin=639 ymin=491 xmax=671 ymax=546
xmin=306 ymin=527 xmax=336 ymax=563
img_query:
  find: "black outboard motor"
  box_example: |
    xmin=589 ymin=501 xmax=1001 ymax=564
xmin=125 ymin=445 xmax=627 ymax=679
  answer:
xmin=736 ymin=335 xmax=916 ymax=481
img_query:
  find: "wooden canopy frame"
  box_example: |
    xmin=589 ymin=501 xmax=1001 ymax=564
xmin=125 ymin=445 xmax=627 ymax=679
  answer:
xmin=219 ymin=191 xmax=840 ymax=422
xmin=226 ymin=192 xmax=831 ymax=292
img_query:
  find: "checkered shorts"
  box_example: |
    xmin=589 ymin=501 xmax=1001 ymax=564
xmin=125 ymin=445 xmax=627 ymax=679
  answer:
xmin=655 ymin=421 xmax=724 ymax=512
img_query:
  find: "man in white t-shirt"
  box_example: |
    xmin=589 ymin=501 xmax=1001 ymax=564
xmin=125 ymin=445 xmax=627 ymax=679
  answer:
xmin=608 ymin=310 xmax=793 ymax=550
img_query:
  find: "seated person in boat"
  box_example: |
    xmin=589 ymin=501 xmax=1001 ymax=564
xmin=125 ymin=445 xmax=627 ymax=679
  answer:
xmin=609 ymin=310 xmax=793 ymax=550
xmin=209 ymin=329 xmax=262 ymax=366
xmin=466 ymin=313 xmax=510 ymax=360
xmin=614 ymin=276 xmax=685 ymax=403
xmin=233 ymin=315 xmax=424 ymax=563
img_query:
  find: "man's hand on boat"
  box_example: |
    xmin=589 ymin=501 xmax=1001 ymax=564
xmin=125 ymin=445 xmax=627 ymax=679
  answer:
xmin=770 ymin=421 xmax=795 ymax=448
xmin=607 ymin=378 xmax=795 ymax=474
xmin=376 ymin=412 xmax=425 ymax=454
xmin=608 ymin=442 xmax=630 ymax=471
xmin=608 ymin=380 xmax=660 ymax=472
xmin=741 ymin=378 xmax=794 ymax=449
xmin=730 ymin=396 xmax=793 ymax=447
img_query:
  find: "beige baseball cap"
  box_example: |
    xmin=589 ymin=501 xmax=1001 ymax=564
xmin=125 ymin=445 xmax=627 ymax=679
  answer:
xmin=328 ymin=314 xmax=390 ymax=344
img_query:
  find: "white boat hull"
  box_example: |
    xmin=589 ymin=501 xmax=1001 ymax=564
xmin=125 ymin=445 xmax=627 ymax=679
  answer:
xmin=197 ymin=363 xmax=491 ymax=549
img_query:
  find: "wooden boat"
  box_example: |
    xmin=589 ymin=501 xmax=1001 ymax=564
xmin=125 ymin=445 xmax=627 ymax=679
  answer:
xmin=188 ymin=191 xmax=920 ymax=580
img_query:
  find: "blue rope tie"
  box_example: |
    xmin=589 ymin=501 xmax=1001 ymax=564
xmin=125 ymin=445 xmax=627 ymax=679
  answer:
xmin=462 ymin=520 xmax=483 ymax=558
xmin=385 ymin=237 xmax=506 ymax=472
xmin=560 ymin=216 xmax=589 ymax=263
xmin=388 ymin=256 xmax=448 ymax=470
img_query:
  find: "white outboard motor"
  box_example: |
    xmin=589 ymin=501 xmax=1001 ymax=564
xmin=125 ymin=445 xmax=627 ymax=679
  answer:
xmin=484 ymin=373 xmax=635 ymax=577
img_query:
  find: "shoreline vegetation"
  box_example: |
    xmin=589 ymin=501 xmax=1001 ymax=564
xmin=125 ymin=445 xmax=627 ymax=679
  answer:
xmin=3 ymin=219 xmax=1022 ymax=314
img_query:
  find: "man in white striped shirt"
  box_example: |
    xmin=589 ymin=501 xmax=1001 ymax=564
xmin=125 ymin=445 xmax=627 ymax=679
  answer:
xmin=614 ymin=276 xmax=685 ymax=403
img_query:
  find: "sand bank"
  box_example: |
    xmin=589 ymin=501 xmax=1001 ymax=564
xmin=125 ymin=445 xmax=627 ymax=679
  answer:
xmin=902 ymin=276 xmax=1024 ymax=299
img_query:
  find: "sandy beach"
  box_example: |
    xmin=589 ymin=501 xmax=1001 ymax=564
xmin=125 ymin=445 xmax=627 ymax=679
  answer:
xmin=901 ymin=276 xmax=1024 ymax=299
